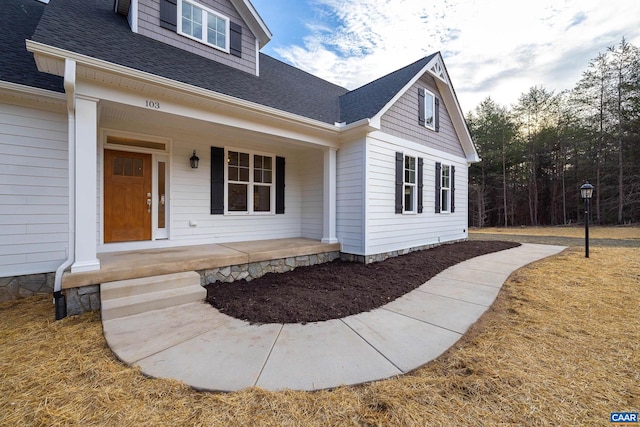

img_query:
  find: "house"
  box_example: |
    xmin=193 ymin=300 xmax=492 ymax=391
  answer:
xmin=0 ymin=0 xmax=480 ymax=316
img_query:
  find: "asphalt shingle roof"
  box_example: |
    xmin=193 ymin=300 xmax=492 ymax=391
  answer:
xmin=339 ymin=54 xmax=435 ymax=124
xmin=0 ymin=0 xmax=63 ymax=92
xmin=2 ymin=0 xmax=434 ymax=126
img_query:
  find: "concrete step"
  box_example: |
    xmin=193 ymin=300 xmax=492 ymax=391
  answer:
xmin=101 ymin=271 xmax=201 ymax=300
xmin=101 ymin=272 xmax=206 ymax=321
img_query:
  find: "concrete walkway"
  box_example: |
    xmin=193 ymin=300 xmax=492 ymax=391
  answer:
xmin=102 ymin=243 xmax=565 ymax=392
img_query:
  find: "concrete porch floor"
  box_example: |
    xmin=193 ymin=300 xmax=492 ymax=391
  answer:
xmin=62 ymin=238 xmax=341 ymax=289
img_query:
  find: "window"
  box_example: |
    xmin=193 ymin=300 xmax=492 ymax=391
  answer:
xmin=179 ymin=0 xmax=229 ymax=51
xmin=404 ymin=155 xmax=416 ymax=213
xmin=440 ymin=164 xmax=450 ymax=212
xmin=418 ymin=88 xmax=439 ymax=131
xmin=424 ymin=90 xmax=435 ymax=130
xmin=435 ymin=162 xmax=454 ymax=214
xmin=226 ymin=149 xmax=274 ymax=214
xmin=396 ymin=153 xmax=423 ymax=214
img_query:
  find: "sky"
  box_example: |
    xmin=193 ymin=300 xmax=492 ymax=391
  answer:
xmin=251 ymin=0 xmax=640 ymax=113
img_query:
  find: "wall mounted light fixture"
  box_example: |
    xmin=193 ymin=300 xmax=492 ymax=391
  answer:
xmin=190 ymin=150 xmax=200 ymax=169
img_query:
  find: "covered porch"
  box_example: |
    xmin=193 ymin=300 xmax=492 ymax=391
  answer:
xmin=62 ymin=237 xmax=341 ymax=289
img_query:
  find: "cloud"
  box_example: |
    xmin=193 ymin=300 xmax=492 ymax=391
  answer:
xmin=271 ymin=0 xmax=640 ymax=112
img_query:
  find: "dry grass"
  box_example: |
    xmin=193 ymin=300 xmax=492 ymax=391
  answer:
xmin=470 ymin=225 xmax=640 ymax=240
xmin=1 ymin=247 xmax=639 ymax=426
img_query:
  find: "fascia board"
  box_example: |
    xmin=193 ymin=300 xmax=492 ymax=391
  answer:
xmin=230 ymin=0 xmax=272 ymax=48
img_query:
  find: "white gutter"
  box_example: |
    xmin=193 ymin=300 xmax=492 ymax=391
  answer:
xmin=53 ymin=59 xmax=76 ymax=319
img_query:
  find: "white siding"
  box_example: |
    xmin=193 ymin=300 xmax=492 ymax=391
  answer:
xmin=0 ymin=100 xmax=68 ymax=277
xmin=97 ymin=117 xmax=325 ymax=251
xmin=336 ymin=139 xmax=365 ymax=255
xmin=364 ymin=132 xmax=468 ymax=256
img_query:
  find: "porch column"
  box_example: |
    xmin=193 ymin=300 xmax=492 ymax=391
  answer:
xmin=321 ymin=148 xmax=338 ymax=244
xmin=71 ymin=95 xmax=100 ymax=273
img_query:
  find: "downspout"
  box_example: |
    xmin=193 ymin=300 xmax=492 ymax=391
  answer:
xmin=53 ymin=59 xmax=77 ymax=320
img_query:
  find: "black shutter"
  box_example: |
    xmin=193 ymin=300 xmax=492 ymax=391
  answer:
xmin=435 ymin=97 xmax=440 ymax=132
xmin=451 ymin=165 xmax=455 ymax=213
xmin=417 ymin=158 xmax=424 ymax=213
xmin=230 ymin=22 xmax=242 ymax=57
xmin=159 ymin=0 xmax=177 ymax=32
xmin=418 ymin=88 xmax=425 ymax=126
xmin=210 ymin=147 xmax=224 ymax=215
xmin=276 ymin=156 xmax=285 ymax=214
xmin=435 ymin=162 xmax=441 ymax=213
xmin=395 ymin=152 xmax=403 ymax=214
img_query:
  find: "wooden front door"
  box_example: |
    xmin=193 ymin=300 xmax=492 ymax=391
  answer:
xmin=104 ymin=149 xmax=152 ymax=243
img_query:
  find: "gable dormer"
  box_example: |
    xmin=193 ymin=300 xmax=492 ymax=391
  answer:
xmin=116 ymin=0 xmax=271 ymax=76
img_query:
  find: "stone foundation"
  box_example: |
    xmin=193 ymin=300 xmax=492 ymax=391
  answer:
xmin=200 ymin=251 xmax=340 ymax=285
xmin=64 ymin=285 xmax=101 ymax=316
xmin=340 ymin=239 xmax=466 ymax=264
xmin=0 ymin=273 xmax=54 ymax=302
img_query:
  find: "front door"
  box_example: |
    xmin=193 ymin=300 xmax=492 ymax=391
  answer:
xmin=104 ymin=149 xmax=152 ymax=243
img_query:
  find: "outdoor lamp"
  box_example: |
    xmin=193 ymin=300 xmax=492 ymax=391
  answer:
xmin=190 ymin=150 xmax=200 ymax=169
xmin=580 ymin=181 xmax=594 ymax=258
xmin=580 ymin=182 xmax=594 ymax=200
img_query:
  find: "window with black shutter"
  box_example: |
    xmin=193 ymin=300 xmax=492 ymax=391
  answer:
xmin=276 ymin=156 xmax=285 ymax=214
xmin=230 ymin=22 xmax=242 ymax=58
xmin=159 ymin=0 xmax=177 ymax=31
xmin=396 ymin=152 xmax=423 ymax=214
xmin=210 ymin=146 xmax=224 ymax=214
xmin=435 ymin=162 xmax=454 ymax=213
xmin=435 ymin=162 xmax=441 ymax=213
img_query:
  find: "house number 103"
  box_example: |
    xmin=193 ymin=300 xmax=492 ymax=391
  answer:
xmin=145 ymin=100 xmax=160 ymax=109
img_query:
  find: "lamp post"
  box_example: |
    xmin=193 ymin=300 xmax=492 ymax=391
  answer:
xmin=580 ymin=182 xmax=594 ymax=258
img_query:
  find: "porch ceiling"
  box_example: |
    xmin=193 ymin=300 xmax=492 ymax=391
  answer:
xmin=100 ymin=101 xmax=336 ymax=151
xmin=62 ymin=238 xmax=341 ymax=289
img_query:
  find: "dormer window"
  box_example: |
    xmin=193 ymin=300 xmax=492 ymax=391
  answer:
xmin=178 ymin=0 xmax=229 ymax=52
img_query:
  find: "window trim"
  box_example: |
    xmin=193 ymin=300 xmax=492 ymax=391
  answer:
xmin=177 ymin=0 xmax=230 ymax=53
xmin=423 ymin=89 xmax=436 ymax=131
xmin=224 ymin=147 xmax=275 ymax=215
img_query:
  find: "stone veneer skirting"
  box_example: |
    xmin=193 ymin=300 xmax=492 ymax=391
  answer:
xmin=0 ymin=273 xmax=54 ymax=302
xmin=2 ymin=241 xmax=464 ymax=316
xmin=340 ymin=239 xmax=466 ymax=264
xmin=198 ymin=251 xmax=341 ymax=286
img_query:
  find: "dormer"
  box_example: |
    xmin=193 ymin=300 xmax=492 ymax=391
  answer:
xmin=115 ymin=0 xmax=272 ymax=76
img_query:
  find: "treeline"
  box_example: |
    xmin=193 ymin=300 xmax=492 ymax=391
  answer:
xmin=467 ymin=38 xmax=640 ymax=227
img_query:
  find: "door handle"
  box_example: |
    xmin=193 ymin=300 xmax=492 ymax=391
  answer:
xmin=147 ymin=198 xmax=152 ymax=213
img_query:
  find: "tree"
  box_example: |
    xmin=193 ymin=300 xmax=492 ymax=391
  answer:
xmin=608 ymin=38 xmax=640 ymax=223
xmin=467 ymin=98 xmax=518 ymax=227
xmin=513 ymin=86 xmax=557 ymax=226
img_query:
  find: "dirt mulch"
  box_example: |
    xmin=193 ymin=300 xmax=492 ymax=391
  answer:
xmin=205 ymin=240 xmax=519 ymax=324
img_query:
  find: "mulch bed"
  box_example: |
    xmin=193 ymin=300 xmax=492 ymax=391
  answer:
xmin=205 ymin=240 xmax=519 ymax=324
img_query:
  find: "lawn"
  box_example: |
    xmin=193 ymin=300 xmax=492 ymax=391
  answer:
xmin=470 ymin=225 xmax=640 ymax=240
xmin=1 ymin=241 xmax=638 ymax=425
